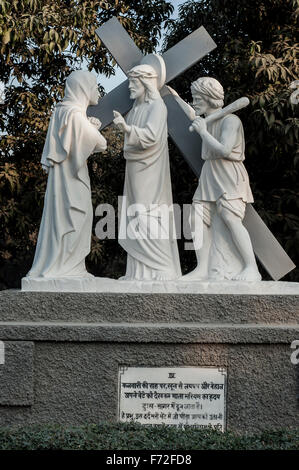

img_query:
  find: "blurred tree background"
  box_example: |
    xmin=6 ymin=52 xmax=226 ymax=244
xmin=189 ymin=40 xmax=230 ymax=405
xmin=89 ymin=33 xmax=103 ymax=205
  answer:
xmin=0 ymin=0 xmax=298 ymax=288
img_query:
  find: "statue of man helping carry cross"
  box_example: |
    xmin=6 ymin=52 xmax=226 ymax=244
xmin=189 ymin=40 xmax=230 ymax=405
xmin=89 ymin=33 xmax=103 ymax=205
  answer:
xmin=90 ymin=16 xmax=294 ymax=282
xmin=181 ymin=77 xmax=261 ymax=281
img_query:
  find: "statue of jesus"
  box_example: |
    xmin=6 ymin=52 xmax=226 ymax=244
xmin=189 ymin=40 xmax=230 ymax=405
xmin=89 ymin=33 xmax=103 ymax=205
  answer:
xmin=113 ymin=58 xmax=181 ymax=280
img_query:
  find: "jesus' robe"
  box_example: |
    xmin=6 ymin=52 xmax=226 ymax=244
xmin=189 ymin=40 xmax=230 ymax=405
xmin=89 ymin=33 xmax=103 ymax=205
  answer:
xmin=119 ymin=96 xmax=181 ymax=280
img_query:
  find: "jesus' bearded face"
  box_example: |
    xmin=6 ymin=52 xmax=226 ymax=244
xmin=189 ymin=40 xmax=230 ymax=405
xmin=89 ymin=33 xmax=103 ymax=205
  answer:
xmin=129 ymin=77 xmax=145 ymax=100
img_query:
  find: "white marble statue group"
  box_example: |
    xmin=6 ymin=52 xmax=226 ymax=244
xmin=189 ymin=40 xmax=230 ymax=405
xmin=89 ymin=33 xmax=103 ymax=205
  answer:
xmin=26 ymin=55 xmax=262 ymax=284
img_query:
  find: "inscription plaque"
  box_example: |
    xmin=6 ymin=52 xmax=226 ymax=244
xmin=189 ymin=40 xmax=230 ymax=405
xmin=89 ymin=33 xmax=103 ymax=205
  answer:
xmin=118 ymin=366 xmax=227 ymax=430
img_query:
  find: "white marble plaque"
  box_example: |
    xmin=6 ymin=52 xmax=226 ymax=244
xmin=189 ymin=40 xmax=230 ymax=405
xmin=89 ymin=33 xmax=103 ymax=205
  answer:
xmin=118 ymin=366 xmax=227 ymax=430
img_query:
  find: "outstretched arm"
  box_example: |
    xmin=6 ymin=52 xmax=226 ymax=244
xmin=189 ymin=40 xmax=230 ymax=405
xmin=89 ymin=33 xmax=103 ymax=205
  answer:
xmin=112 ymin=111 xmax=131 ymax=134
xmin=165 ymin=86 xmax=196 ymax=120
xmin=113 ymin=102 xmax=167 ymax=153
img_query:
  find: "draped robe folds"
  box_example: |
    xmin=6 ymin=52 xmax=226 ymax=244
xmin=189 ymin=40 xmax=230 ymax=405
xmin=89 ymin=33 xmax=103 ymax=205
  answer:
xmin=119 ymin=97 xmax=181 ymax=280
xmin=27 ymin=105 xmax=107 ymax=278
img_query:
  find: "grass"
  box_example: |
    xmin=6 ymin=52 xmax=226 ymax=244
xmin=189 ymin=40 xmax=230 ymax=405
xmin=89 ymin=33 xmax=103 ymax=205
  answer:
xmin=0 ymin=423 xmax=298 ymax=450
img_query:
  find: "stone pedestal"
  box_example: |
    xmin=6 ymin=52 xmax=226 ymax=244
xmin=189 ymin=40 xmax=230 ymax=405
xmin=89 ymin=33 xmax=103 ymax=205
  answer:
xmin=0 ymin=287 xmax=298 ymax=432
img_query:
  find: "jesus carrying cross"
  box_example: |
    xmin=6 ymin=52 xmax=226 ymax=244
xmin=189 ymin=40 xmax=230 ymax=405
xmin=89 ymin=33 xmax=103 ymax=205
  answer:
xmin=89 ymin=16 xmax=294 ymax=282
xmin=113 ymin=57 xmax=181 ymax=281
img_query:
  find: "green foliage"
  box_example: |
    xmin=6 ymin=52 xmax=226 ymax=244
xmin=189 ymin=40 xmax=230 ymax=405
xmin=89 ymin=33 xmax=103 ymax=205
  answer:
xmin=0 ymin=422 xmax=298 ymax=450
xmin=164 ymin=0 xmax=299 ymax=280
xmin=0 ymin=0 xmax=173 ymax=287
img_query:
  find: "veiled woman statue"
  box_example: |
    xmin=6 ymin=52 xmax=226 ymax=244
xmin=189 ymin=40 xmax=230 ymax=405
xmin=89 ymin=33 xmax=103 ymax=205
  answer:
xmin=26 ymin=70 xmax=107 ymax=279
xmin=113 ymin=56 xmax=181 ymax=281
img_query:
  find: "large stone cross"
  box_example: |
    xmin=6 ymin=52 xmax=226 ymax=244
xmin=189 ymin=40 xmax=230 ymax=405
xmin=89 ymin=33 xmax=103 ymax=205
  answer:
xmin=88 ymin=17 xmax=295 ymax=280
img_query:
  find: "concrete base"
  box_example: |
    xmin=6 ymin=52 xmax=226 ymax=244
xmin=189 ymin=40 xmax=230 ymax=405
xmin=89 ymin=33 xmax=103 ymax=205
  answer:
xmin=21 ymin=277 xmax=299 ymax=295
xmin=0 ymin=289 xmax=298 ymax=433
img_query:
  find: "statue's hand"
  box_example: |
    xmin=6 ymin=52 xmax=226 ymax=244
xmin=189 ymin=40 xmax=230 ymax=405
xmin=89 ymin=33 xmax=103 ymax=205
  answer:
xmin=113 ymin=110 xmax=129 ymax=132
xmin=166 ymin=85 xmax=179 ymax=97
xmin=191 ymin=117 xmax=207 ymax=135
xmin=42 ymin=164 xmax=49 ymax=174
xmin=88 ymin=116 xmax=102 ymax=129
xmin=113 ymin=110 xmax=125 ymax=127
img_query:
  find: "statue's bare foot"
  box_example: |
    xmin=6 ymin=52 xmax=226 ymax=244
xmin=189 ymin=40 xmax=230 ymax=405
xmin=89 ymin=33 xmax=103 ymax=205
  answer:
xmin=233 ymin=266 xmax=262 ymax=282
xmin=180 ymin=267 xmax=209 ymax=281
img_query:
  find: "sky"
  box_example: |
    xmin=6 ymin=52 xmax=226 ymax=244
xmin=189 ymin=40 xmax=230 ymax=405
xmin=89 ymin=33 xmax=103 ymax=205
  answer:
xmin=0 ymin=82 xmax=4 ymax=103
xmin=97 ymin=0 xmax=182 ymax=93
xmin=0 ymin=1 xmax=182 ymax=100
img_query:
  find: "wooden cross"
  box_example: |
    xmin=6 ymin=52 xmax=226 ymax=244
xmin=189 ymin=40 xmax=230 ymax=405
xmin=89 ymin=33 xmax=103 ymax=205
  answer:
xmin=88 ymin=17 xmax=295 ymax=280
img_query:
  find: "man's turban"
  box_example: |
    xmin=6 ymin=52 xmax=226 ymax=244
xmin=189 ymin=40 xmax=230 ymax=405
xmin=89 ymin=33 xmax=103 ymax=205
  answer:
xmin=191 ymin=77 xmax=224 ymax=101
